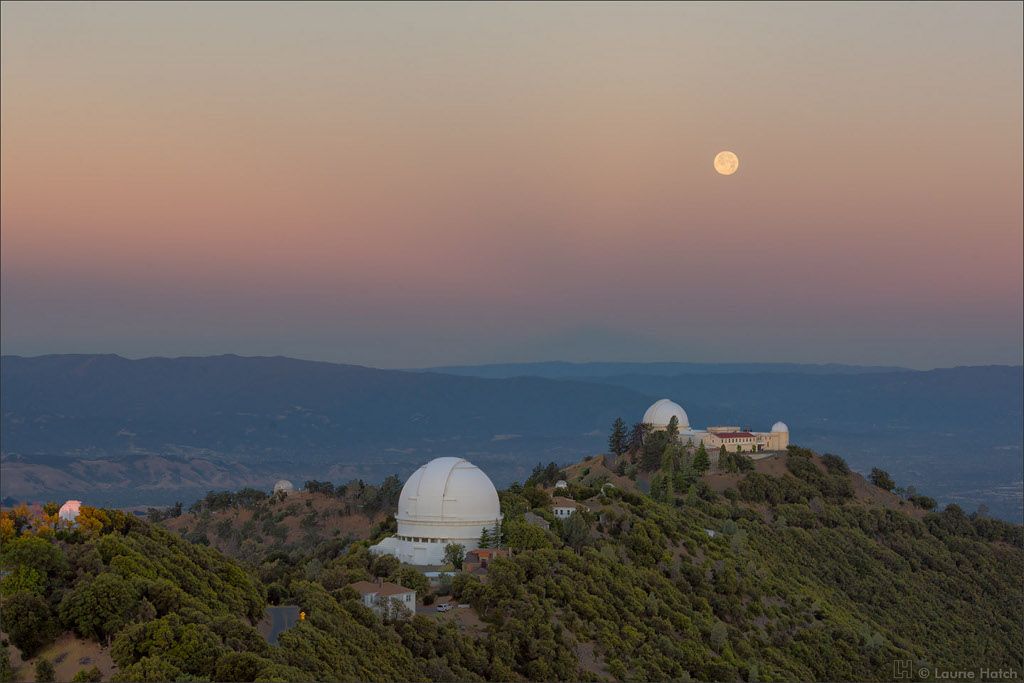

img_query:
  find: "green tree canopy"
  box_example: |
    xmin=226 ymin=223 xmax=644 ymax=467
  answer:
xmin=34 ymin=659 xmax=55 ymax=683
xmin=870 ymin=468 xmax=896 ymax=491
xmin=0 ymin=591 xmax=58 ymax=657
xmin=443 ymin=543 xmax=465 ymax=569
xmin=59 ymin=571 xmax=141 ymax=642
xmin=608 ymin=418 xmax=629 ymax=457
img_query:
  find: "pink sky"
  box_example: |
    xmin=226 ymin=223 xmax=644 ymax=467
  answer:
xmin=2 ymin=2 xmax=1021 ymax=368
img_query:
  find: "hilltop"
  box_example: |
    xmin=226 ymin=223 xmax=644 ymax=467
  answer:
xmin=156 ymin=478 xmax=399 ymax=565
xmin=5 ymin=441 xmax=1020 ymax=682
xmin=561 ymin=450 xmax=927 ymax=519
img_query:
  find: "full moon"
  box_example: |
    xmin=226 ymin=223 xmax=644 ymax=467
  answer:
xmin=714 ymin=151 xmax=739 ymax=175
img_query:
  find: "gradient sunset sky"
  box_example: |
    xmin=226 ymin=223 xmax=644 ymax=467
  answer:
xmin=2 ymin=2 xmax=1021 ymax=368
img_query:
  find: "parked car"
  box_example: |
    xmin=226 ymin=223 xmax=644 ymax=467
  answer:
xmin=436 ymin=602 xmax=452 ymax=612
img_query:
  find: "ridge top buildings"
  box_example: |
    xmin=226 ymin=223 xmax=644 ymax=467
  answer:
xmin=370 ymin=401 xmax=791 ymax=567
xmin=642 ymin=398 xmax=789 ymax=453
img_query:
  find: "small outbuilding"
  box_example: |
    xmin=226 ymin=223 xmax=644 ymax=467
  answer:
xmin=463 ymin=547 xmax=511 ymax=573
xmin=551 ymin=496 xmax=587 ymax=519
xmin=349 ymin=578 xmax=416 ymax=619
xmin=523 ymin=511 xmax=550 ymax=530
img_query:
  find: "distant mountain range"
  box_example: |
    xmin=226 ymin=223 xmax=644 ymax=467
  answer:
xmin=2 ymin=354 xmax=1021 ymax=520
xmin=417 ymin=360 xmax=911 ymax=378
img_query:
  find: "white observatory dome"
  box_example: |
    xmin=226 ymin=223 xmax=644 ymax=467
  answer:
xmin=273 ymin=479 xmax=295 ymax=494
xmin=643 ymin=399 xmax=690 ymax=429
xmin=771 ymin=421 xmax=789 ymax=433
xmin=370 ymin=456 xmax=503 ymax=565
xmin=59 ymin=500 xmax=81 ymax=523
xmin=397 ymin=457 xmax=500 ymax=537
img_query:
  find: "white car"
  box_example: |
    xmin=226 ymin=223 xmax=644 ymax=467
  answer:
xmin=436 ymin=602 xmax=452 ymax=612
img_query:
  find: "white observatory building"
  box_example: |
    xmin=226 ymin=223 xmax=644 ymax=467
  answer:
xmin=643 ymin=398 xmax=690 ymax=430
xmin=642 ymin=398 xmax=790 ymax=453
xmin=58 ymin=500 xmax=82 ymax=524
xmin=370 ymin=457 xmax=502 ymax=566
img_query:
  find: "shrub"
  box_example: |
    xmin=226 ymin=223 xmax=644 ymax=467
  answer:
xmin=870 ymin=468 xmax=896 ymax=492
xmin=215 ymin=651 xmax=266 ymax=682
xmin=0 ymin=591 xmax=58 ymax=657
xmin=70 ymin=667 xmax=102 ymax=682
xmin=821 ymin=453 xmax=850 ymax=475
xmin=34 ymin=659 xmax=55 ymax=683
xmin=909 ymin=495 xmax=937 ymax=510
xmin=0 ymin=644 xmax=12 ymax=683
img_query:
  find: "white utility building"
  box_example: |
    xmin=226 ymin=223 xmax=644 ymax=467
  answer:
xmin=369 ymin=457 xmax=502 ymax=566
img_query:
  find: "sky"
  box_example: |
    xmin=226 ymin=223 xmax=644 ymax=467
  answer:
xmin=2 ymin=1 xmax=1022 ymax=369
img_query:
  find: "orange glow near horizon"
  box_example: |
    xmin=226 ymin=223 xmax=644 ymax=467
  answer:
xmin=2 ymin=2 xmax=1021 ymax=368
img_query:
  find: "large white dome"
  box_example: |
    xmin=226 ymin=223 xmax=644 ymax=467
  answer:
xmin=643 ymin=399 xmax=690 ymax=429
xmin=396 ymin=457 xmax=501 ymax=540
xmin=771 ymin=421 xmax=789 ymax=433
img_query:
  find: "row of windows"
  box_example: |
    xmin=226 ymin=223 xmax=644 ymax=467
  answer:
xmin=369 ymin=594 xmax=414 ymax=609
xmin=397 ymin=535 xmax=445 ymax=543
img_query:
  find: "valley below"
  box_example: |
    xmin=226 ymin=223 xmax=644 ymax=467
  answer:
xmin=2 ymin=355 xmax=1021 ymax=521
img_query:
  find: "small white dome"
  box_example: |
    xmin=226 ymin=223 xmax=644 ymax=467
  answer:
xmin=59 ymin=500 xmax=81 ymax=523
xmin=273 ymin=479 xmax=295 ymax=494
xmin=397 ymin=457 xmax=500 ymax=536
xmin=554 ymin=480 xmax=568 ymax=489
xmin=771 ymin=421 xmax=789 ymax=433
xmin=643 ymin=399 xmax=690 ymax=429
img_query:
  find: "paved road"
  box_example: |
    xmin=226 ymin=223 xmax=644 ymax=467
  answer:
xmin=416 ymin=604 xmax=446 ymax=615
xmin=264 ymin=605 xmax=301 ymax=644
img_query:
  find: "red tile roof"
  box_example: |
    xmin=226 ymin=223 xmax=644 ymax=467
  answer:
xmin=349 ymin=580 xmax=414 ymax=597
xmin=713 ymin=432 xmax=755 ymax=439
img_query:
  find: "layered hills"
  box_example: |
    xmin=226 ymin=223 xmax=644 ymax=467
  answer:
xmin=1 ymin=354 xmax=1021 ymax=519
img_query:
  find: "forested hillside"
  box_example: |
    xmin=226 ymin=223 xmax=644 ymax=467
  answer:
xmin=1 ymin=447 xmax=1021 ymax=682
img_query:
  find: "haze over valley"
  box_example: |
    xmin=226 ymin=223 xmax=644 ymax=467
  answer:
xmin=3 ymin=354 xmax=1019 ymax=521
